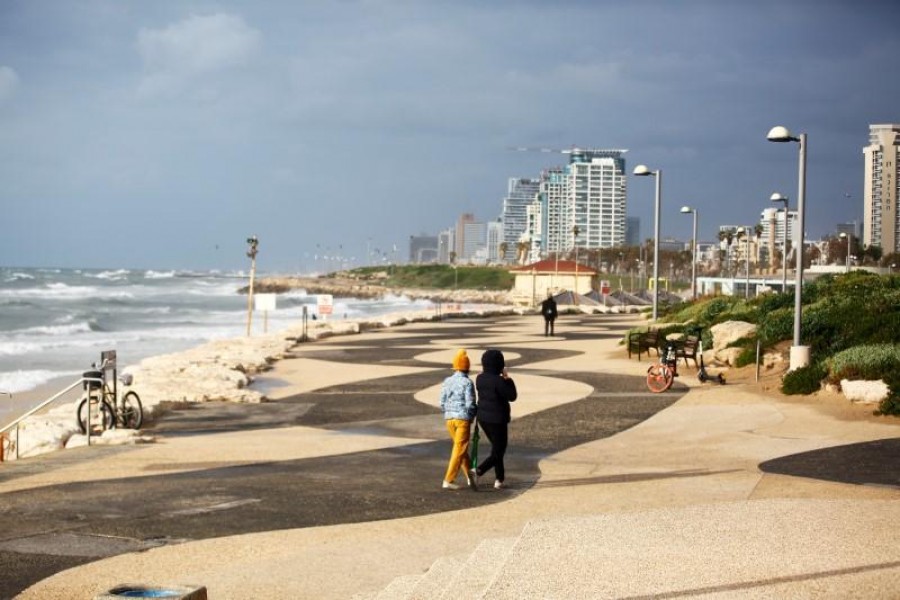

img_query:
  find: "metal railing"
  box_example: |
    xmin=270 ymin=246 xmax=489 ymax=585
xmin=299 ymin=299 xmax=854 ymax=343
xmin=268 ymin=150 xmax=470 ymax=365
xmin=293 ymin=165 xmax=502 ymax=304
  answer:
xmin=0 ymin=375 xmax=103 ymax=462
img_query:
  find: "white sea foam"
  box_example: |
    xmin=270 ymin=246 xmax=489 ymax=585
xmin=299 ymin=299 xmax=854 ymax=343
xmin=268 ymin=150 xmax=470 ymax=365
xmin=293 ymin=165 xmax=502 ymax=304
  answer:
xmin=6 ymin=272 xmax=36 ymax=282
xmin=91 ymin=269 xmax=131 ymax=280
xmin=0 ymin=370 xmax=74 ymax=394
xmin=18 ymin=321 xmax=96 ymax=336
xmin=144 ymin=270 xmax=176 ymax=279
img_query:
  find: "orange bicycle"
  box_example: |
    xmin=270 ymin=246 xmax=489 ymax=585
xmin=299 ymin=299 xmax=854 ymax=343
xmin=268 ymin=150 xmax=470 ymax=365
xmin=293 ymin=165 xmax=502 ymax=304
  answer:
xmin=646 ymin=341 xmax=678 ymax=393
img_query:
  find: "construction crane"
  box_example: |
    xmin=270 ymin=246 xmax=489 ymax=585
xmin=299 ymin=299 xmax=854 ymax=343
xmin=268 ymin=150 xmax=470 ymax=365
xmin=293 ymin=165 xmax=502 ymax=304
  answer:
xmin=508 ymin=146 xmax=628 ymax=157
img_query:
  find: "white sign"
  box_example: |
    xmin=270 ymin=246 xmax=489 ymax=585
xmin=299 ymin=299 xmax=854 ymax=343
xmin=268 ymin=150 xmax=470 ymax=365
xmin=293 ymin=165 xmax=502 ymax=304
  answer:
xmin=317 ymin=294 xmax=334 ymax=315
xmin=255 ymin=293 xmax=277 ymax=311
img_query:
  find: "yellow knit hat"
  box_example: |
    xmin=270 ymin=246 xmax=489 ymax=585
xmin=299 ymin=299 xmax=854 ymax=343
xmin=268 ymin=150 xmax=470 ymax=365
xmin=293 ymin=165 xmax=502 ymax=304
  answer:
xmin=452 ymin=349 xmax=470 ymax=372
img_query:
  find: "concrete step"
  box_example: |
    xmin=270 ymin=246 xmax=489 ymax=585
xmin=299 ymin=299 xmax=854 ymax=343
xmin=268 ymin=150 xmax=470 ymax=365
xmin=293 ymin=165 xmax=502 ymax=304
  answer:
xmin=373 ymin=574 xmax=421 ymax=600
xmin=403 ymin=555 xmax=466 ymax=600
xmin=438 ymin=536 xmax=518 ymax=600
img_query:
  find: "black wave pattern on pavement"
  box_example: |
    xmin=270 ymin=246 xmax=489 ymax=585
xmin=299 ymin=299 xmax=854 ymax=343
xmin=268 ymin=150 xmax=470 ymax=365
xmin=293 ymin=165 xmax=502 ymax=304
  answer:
xmin=0 ymin=315 xmax=681 ymax=597
xmin=758 ymin=437 xmax=900 ymax=489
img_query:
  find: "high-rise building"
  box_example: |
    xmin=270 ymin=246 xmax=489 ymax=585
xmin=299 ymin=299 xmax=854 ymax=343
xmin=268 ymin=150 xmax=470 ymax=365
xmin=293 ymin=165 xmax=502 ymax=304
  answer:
xmin=408 ymin=235 xmax=438 ymax=264
xmin=455 ymin=213 xmax=475 ymax=260
xmin=759 ymin=207 xmax=800 ymax=265
xmin=486 ymin=220 xmax=504 ymax=264
xmin=535 ymin=149 xmax=627 ymax=257
xmin=438 ymin=229 xmax=454 ymax=264
xmin=501 ymin=178 xmax=540 ymax=262
xmin=462 ymin=220 xmax=487 ymax=262
xmin=863 ymin=124 xmax=900 ymax=253
xmin=626 ymin=217 xmax=640 ymax=247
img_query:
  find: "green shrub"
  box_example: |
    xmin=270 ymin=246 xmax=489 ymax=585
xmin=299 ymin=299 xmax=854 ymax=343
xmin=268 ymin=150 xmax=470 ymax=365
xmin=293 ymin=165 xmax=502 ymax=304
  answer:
xmin=756 ymin=308 xmax=794 ymax=345
xmin=734 ymin=343 xmax=758 ymax=368
xmin=825 ymin=344 xmax=900 ymax=383
xmin=781 ymin=362 xmax=826 ymax=395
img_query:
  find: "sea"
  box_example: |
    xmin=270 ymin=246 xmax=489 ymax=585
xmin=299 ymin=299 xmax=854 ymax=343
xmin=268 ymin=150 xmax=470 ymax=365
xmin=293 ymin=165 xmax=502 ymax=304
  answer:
xmin=0 ymin=266 xmax=436 ymax=395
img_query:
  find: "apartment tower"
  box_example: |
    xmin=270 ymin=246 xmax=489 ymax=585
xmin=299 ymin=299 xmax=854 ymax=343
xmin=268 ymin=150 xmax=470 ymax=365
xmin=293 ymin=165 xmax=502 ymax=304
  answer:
xmin=863 ymin=124 xmax=900 ymax=253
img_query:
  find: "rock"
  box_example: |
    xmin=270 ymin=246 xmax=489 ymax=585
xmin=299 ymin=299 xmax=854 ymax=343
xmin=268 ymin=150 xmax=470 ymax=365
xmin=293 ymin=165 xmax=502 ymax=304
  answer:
xmin=710 ymin=321 xmax=757 ymax=352
xmin=841 ymin=379 xmax=890 ymax=404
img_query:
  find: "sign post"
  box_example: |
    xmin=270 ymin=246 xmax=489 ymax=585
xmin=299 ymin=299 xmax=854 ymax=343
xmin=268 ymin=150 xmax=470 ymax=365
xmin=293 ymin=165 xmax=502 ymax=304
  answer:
xmin=255 ymin=294 xmax=277 ymax=333
xmin=317 ymin=294 xmax=333 ymax=321
xmin=600 ymin=280 xmax=611 ymax=306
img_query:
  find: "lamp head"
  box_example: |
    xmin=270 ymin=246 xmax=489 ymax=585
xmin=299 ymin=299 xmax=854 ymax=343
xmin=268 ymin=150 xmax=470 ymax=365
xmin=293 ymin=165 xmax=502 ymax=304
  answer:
xmin=633 ymin=164 xmax=653 ymax=176
xmin=680 ymin=206 xmax=693 ymax=214
xmin=767 ymin=126 xmax=798 ymax=143
xmin=770 ymin=192 xmax=788 ymax=204
xmin=839 ymin=232 xmax=847 ymax=240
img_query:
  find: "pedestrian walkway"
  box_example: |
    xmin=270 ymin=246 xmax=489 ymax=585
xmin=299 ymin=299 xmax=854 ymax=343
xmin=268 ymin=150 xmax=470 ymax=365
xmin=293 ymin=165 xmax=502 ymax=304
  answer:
xmin=4 ymin=313 xmax=898 ymax=599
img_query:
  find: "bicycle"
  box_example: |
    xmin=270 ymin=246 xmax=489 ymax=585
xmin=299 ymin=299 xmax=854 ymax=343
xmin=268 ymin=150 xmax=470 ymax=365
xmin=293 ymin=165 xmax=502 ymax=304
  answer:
xmin=77 ymin=359 xmax=143 ymax=434
xmin=646 ymin=340 xmax=679 ymax=393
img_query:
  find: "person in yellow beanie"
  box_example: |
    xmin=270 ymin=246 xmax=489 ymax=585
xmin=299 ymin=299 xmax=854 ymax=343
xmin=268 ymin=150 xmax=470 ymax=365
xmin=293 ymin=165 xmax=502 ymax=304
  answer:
xmin=439 ymin=349 xmax=477 ymax=490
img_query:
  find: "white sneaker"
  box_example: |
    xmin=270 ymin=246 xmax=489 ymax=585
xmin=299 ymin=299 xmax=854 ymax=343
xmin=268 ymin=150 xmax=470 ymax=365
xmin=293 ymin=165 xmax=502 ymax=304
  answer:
xmin=494 ymin=480 xmax=505 ymax=490
xmin=442 ymin=480 xmax=460 ymax=490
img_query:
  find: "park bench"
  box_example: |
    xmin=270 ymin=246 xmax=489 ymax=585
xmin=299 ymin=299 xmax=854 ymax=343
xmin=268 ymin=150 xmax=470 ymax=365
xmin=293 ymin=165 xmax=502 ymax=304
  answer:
xmin=675 ymin=332 xmax=701 ymax=368
xmin=627 ymin=328 xmax=660 ymax=360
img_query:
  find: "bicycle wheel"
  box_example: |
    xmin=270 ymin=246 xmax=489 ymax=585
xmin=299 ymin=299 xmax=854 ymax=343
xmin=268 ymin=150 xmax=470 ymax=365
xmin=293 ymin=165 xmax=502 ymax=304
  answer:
xmin=121 ymin=391 xmax=144 ymax=429
xmin=646 ymin=364 xmax=674 ymax=393
xmin=77 ymin=396 xmax=115 ymax=435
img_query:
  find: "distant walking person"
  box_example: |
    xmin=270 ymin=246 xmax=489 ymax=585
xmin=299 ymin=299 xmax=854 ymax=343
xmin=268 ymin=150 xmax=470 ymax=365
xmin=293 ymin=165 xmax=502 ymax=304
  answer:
xmin=541 ymin=291 xmax=558 ymax=336
xmin=472 ymin=349 xmax=517 ymax=489
xmin=439 ymin=349 xmax=477 ymax=490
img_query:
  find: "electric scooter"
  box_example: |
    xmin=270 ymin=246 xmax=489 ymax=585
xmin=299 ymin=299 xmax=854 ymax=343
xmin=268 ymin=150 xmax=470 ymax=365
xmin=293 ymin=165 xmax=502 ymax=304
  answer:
xmin=697 ymin=341 xmax=726 ymax=385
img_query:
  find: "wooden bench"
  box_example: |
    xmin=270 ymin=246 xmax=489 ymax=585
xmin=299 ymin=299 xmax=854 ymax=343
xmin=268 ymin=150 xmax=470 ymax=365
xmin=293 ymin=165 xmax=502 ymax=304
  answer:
xmin=627 ymin=329 xmax=660 ymax=360
xmin=675 ymin=333 xmax=701 ymax=368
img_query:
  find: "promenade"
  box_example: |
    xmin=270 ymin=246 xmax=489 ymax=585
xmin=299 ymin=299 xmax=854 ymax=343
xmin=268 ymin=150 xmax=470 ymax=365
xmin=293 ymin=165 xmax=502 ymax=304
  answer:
xmin=1 ymin=312 xmax=897 ymax=599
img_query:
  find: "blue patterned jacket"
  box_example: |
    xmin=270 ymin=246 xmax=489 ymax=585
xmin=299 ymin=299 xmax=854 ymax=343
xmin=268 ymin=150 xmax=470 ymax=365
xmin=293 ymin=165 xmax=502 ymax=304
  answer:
xmin=439 ymin=371 xmax=476 ymax=421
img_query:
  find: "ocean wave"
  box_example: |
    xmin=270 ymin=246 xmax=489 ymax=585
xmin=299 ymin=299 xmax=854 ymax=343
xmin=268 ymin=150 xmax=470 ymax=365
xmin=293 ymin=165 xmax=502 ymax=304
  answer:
xmin=0 ymin=369 xmax=76 ymax=394
xmin=0 ymin=283 xmax=135 ymax=301
xmin=89 ymin=269 xmax=131 ymax=280
xmin=144 ymin=270 xmax=176 ymax=279
xmin=18 ymin=321 xmax=99 ymax=336
xmin=4 ymin=272 xmax=36 ymax=282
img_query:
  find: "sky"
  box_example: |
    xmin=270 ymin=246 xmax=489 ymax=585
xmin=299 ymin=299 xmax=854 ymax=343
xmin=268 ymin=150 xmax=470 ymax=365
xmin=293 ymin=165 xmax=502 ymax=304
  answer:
xmin=1 ymin=0 xmax=899 ymax=272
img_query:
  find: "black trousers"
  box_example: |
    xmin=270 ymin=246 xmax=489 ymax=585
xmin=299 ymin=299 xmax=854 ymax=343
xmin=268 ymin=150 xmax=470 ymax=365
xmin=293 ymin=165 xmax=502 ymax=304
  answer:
xmin=544 ymin=317 xmax=555 ymax=336
xmin=476 ymin=421 xmax=509 ymax=482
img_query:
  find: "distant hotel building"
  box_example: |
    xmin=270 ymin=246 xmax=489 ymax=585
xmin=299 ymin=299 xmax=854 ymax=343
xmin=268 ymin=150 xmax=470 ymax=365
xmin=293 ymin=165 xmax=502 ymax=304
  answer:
xmin=500 ymin=178 xmax=540 ymax=262
xmin=524 ymin=149 xmax=627 ymax=260
xmin=408 ymin=234 xmax=438 ymax=263
xmin=863 ymin=124 xmax=900 ymax=253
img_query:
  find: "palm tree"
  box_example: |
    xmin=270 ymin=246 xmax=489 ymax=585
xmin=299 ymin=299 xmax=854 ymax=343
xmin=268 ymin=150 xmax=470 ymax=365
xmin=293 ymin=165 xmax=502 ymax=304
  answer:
xmin=498 ymin=241 xmax=509 ymax=264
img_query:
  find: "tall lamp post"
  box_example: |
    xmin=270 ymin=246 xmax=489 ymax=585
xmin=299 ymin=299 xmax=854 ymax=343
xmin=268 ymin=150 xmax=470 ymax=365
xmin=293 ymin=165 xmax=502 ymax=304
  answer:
xmin=839 ymin=232 xmax=851 ymax=272
xmin=680 ymin=206 xmax=698 ymax=300
xmin=245 ymin=235 xmax=259 ymax=337
xmin=770 ymin=193 xmax=789 ymax=292
xmin=634 ymin=165 xmax=662 ymax=320
xmin=767 ymin=125 xmax=808 ymax=370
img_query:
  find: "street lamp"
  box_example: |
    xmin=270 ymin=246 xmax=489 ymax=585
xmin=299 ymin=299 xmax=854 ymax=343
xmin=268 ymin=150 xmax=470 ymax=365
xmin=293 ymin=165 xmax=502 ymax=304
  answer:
xmin=767 ymin=125 xmax=808 ymax=369
xmin=839 ymin=232 xmax=851 ymax=272
xmin=680 ymin=206 xmax=698 ymax=300
xmin=634 ymin=164 xmax=662 ymax=320
xmin=770 ymin=192 xmax=789 ymax=292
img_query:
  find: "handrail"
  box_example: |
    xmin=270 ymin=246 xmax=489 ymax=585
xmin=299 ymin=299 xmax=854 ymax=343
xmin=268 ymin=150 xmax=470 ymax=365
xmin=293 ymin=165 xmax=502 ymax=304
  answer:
xmin=0 ymin=377 xmax=103 ymax=461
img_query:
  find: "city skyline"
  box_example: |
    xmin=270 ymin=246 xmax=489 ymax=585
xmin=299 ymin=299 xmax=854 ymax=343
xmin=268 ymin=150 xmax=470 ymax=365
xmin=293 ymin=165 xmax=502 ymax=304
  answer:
xmin=2 ymin=1 xmax=899 ymax=271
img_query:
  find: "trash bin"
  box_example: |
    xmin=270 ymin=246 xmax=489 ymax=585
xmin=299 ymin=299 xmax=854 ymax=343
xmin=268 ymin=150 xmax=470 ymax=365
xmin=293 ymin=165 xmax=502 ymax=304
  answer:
xmin=94 ymin=584 xmax=207 ymax=600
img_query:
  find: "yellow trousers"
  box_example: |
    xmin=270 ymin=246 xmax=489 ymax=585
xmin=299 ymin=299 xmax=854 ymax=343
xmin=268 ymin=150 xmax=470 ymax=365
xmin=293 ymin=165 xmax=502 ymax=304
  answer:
xmin=444 ymin=419 xmax=472 ymax=484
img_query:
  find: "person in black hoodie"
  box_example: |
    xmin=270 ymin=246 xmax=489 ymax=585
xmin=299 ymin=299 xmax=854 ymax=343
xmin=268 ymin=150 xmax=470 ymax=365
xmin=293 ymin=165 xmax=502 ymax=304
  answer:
xmin=472 ymin=349 xmax=518 ymax=489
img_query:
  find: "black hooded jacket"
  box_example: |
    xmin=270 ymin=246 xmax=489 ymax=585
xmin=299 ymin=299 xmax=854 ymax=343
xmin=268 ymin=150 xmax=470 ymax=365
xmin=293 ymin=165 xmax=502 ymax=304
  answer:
xmin=475 ymin=349 xmax=517 ymax=424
